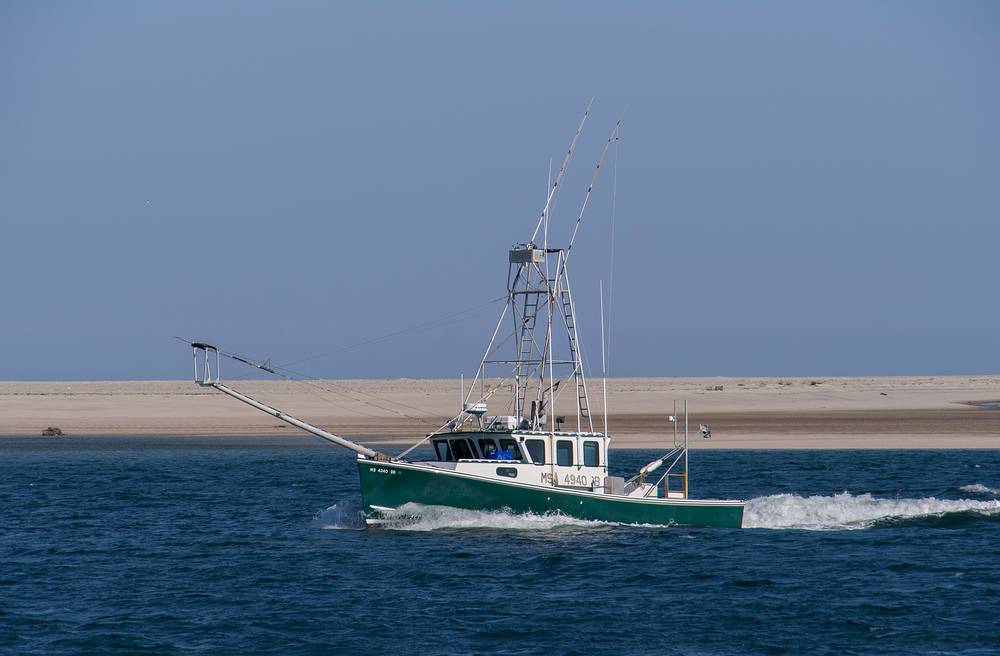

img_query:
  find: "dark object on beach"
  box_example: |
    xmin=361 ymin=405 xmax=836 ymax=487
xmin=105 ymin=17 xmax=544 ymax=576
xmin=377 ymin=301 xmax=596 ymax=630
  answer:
xmin=880 ymin=392 xmax=888 ymax=396
xmin=706 ymin=385 xmax=724 ymax=391
xmin=810 ymin=380 xmax=822 ymax=386
xmin=41 ymin=426 xmax=64 ymax=436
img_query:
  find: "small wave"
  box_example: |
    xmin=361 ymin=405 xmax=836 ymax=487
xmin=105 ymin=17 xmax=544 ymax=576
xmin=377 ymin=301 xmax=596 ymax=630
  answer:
xmin=313 ymin=500 xmax=367 ymax=530
xmin=375 ymin=503 xmax=611 ymax=532
xmin=744 ymin=492 xmax=1000 ymax=530
xmin=958 ymin=483 xmax=1000 ymax=496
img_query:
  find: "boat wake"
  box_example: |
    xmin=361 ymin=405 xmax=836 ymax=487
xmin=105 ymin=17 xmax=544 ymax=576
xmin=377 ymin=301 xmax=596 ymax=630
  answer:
xmin=957 ymin=483 xmax=1000 ymax=496
xmin=313 ymin=500 xmax=368 ymax=530
xmin=744 ymin=492 xmax=1000 ymax=530
xmin=373 ymin=503 xmax=611 ymax=532
xmin=317 ymin=491 xmax=1000 ymax=532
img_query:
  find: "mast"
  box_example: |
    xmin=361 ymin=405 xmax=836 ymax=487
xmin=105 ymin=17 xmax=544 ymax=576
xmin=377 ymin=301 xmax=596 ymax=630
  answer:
xmin=470 ymin=109 xmax=622 ymax=435
xmin=545 ymin=197 xmax=555 ymax=436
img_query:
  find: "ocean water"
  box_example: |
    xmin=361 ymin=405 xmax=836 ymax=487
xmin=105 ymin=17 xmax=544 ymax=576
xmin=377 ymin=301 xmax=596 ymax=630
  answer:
xmin=2 ymin=438 xmax=999 ymax=656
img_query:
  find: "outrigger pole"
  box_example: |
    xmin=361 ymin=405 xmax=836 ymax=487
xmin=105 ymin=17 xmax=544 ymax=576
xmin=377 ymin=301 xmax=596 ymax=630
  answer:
xmin=530 ymin=97 xmax=593 ymax=244
xmin=186 ymin=341 xmax=391 ymax=461
xmin=561 ymin=116 xmax=623 ymax=272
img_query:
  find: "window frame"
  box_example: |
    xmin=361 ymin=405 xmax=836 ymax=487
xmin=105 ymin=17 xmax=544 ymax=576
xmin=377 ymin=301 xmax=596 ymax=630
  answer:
xmin=582 ymin=440 xmax=600 ymax=467
xmin=433 ymin=439 xmax=453 ymax=461
xmin=478 ymin=438 xmax=498 ymax=459
xmin=556 ymin=439 xmax=574 ymax=467
xmin=524 ymin=438 xmax=546 ymax=465
xmin=499 ymin=438 xmax=523 ymax=461
xmin=450 ymin=438 xmax=475 ymax=460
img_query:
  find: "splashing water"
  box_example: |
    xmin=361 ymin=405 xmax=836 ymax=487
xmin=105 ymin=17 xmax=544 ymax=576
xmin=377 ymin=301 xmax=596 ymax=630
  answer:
xmin=373 ymin=503 xmax=612 ymax=532
xmin=957 ymin=483 xmax=1000 ymax=496
xmin=317 ymin=493 xmax=1000 ymax=532
xmin=313 ymin=499 xmax=367 ymax=530
xmin=744 ymin=492 xmax=1000 ymax=530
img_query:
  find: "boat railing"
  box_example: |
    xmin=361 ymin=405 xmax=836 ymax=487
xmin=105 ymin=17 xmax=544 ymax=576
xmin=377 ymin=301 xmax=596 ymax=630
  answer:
xmin=665 ymin=472 xmax=688 ymax=499
xmin=644 ymin=449 xmax=687 ymax=498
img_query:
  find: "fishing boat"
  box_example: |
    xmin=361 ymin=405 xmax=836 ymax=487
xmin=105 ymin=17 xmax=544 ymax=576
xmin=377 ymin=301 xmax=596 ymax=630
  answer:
xmin=184 ymin=107 xmax=745 ymax=528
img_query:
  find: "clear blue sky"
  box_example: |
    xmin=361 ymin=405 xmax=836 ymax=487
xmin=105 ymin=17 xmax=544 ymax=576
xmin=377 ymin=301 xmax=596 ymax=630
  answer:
xmin=2 ymin=1 xmax=997 ymax=380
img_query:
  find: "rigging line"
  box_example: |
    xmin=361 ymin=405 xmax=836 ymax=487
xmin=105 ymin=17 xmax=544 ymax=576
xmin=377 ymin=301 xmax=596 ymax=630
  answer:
xmin=466 ymin=302 xmax=510 ymax=407
xmin=174 ymin=337 xmax=278 ymax=376
xmin=178 ymin=337 xmax=433 ymax=420
xmin=484 ymin=330 xmax=516 ymax=360
xmin=270 ymin=369 xmax=435 ymax=421
xmin=288 ymin=377 xmax=415 ymax=418
xmin=277 ymin=295 xmax=507 ymax=369
xmin=238 ymin=359 xmax=422 ymax=420
xmin=218 ymin=366 xmax=377 ymax=417
xmin=269 ymin=368 xmax=435 ymax=420
xmin=282 ymin=379 xmax=386 ymax=419
xmin=395 ymin=377 xmax=508 ymax=459
xmin=176 ymin=337 xmax=392 ymax=418
xmin=530 ymin=98 xmax=594 ymax=243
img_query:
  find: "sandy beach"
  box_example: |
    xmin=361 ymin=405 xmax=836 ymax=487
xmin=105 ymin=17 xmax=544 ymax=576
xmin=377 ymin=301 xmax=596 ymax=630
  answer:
xmin=2 ymin=376 xmax=999 ymax=448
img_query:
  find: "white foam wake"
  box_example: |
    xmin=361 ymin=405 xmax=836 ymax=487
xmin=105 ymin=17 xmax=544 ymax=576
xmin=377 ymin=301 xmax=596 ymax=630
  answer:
xmin=958 ymin=483 xmax=1000 ymax=496
xmin=744 ymin=492 xmax=1000 ymax=530
xmin=313 ymin=500 xmax=367 ymax=530
xmin=376 ymin=503 xmax=610 ymax=532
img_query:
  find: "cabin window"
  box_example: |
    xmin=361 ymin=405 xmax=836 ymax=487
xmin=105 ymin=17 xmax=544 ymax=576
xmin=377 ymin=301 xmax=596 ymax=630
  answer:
xmin=496 ymin=467 xmax=518 ymax=478
xmin=451 ymin=439 xmax=474 ymax=460
xmin=583 ymin=441 xmax=600 ymax=467
xmin=434 ymin=440 xmax=452 ymax=461
xmin=556 ymin=440 xmax=574 ymax=466
xmin=478 ymin=438 xmax=498 ymax=459
xmin=525 ymin=438 xmax=546 ymax=464
xmin=499 ymin=438 xmax=523 ymax=460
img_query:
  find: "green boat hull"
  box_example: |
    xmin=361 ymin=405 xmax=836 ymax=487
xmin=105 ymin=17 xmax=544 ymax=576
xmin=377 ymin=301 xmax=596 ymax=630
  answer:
xmin=358 ymin=460 xmax=744 ymax=528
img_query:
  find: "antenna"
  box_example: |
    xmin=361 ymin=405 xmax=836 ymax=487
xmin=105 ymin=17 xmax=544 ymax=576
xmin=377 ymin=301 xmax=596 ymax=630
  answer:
xmin=607 ymin=131 xmax=619 ymax=394
xmin=600 ymin=279 xmax=608 ymax=436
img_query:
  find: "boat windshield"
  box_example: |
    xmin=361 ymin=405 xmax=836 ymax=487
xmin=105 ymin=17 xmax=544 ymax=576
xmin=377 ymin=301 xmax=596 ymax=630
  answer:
xmin=451 ymin=439 xmax=475 ymax=460
xmin=433 ymin=436 xmax=524 ymax=461
xmin=433 ymin=439 xmax=452 ymax=461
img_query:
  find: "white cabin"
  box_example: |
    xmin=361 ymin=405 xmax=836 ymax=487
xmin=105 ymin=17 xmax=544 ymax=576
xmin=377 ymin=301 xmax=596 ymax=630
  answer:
xmin=425 ymin=430 xmax=660 ymax=498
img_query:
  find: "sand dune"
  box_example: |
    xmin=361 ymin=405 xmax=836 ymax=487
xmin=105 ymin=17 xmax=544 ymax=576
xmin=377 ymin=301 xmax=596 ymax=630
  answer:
xmin=1 ymin=376 xmax=999 ymax=448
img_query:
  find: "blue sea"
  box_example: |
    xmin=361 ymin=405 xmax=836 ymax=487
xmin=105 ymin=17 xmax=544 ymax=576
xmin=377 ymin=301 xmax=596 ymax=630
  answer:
xmin=2 ymin=438 xmax=999 ymax=655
